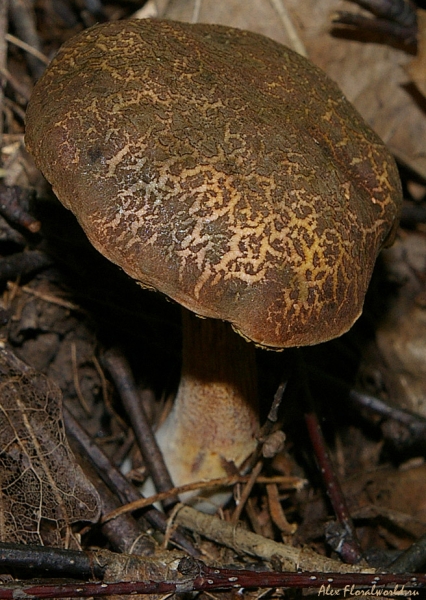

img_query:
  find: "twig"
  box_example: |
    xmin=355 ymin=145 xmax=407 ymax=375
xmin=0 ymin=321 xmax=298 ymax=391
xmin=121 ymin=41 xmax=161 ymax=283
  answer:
xmin=269 ymin=0 xmax=307 ymax=56
xmin=103 ymin=347 xmax=178 ymax=510
xmin=304 ymin=406 xmax=363 ymax=563
xmin=71 ymin=342 xmax=91 ymax=415
xmin=9 ymin=0 xmax=45 ymax=80
xmin=332 ymin=0 xmax=417 ymax=46
xmin=305 ymin=368 xmax=426 ymax=565
xmin=311 ymin=365 xmax=426 ymax=452
xmin=0 ymin=250 xmax=53 ymax=282
xmin=231 ymin=460 xmax=263 ymax=523
xmin=266 ymin=482 xmax=297 ymax=535
xmin=190 ymin=0 xmax=202 ymax=23
xmin=244 ymin=379 xmax=287 ymax=472
xmin=332 ymin=11 xmax=417 ymax=45
xmin=173 ymin=504 xmax=372 ymax=573
xmin=2 ymin=96 xmax=26 ymax=123
xmin=0 ymin=561 xmax=424 ymax=598
xmin=0 ymin=184 xmax=41 ymax=232
xmin=260 ymin=380 xmax=287 ymax=438
xmin=5 ymin=32 xmax=49 ymax=65
xmin=63 ymin=407 xmax=201 ymax=558
xmin=92 ymin=354 xmax=128 ymax=433
xmin=75 ymin=444 xmax=156 ymax=556
xmin=0 ymin=0 xmax=8 ymax=150
xmin=0 ymin=64 xmax=31 ymax=101
xmin=294 ymin=350 xmax=362 ymax=563
xmin=351 ymin=0 xmax=416 ymax=27
xmin=349 ymin=387 xmax=426 ymax=447
xmin=102 ymin=473 xmax=304 ymax=524
xmin=20 ymin=285 xmax=81 ymax=312
xmin=0 ymin=542 xmax=105 ymax=579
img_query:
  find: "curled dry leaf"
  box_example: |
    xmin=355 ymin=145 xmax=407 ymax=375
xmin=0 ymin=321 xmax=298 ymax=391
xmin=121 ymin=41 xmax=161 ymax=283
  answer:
xmin=406 ymin=9 xmax=426 ymax=99
xmin=0 ymin=347 xmax=100 ymax=547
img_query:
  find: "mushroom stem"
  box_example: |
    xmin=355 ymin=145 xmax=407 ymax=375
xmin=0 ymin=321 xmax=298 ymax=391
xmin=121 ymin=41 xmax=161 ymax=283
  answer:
xmin=155 ymin=308 xmax=259 ymax=511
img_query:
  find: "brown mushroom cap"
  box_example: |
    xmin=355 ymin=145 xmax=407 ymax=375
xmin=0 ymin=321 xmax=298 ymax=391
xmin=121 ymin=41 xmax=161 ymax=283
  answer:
xmin=25 ymin=19 xmax=402 ymax=348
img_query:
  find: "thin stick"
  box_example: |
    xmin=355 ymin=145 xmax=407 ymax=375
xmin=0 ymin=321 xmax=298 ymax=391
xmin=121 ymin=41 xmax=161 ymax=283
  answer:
xmin=21 ymin=285 xmax=80 ymax=311
xmin=5 ymin=32 xmax=49 ymax=64
xmin=103 ymin=347 xmax=177 ymax=507
xmin=268 ymin=0 xmax=307 ymax=56
xmin=102 ymin=472 xmax=304 ymax=524
xmin=243 ymin=379 xmax=287 ymax=473
xmin=71 ymin=342 xmax=91 ymax=415
xmin=231 ymin=460 xmax=263 ymax=523
xmin=389 ymin=532 xmax=426 ymax=573
xmin=9 ymin=0 xmax=45 ymax=79
xmin=266 ymin=482 xmax=297 ymax=535
xmin=297 ymin=350 xmax=363 ymax=564
xmin=0 ymin=0 xmax=8 ymax=149
xmin=304 ymin=407 xmax=363 ymax=563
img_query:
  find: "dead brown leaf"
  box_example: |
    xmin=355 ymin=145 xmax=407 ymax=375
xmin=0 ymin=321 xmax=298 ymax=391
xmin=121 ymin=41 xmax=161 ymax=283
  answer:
xmin=162 ymin=0 xmax=293 ymax=46
xmin=351 ymin=463 xmax=426 ymax=522
xmin=159 ymin=0 xmax=426 ymax=178
xmin=298 ymin=0 xmax=426 ymax=179
xmin=301 ymin=463 xmax=426 ymax=544
xmin=346 ymin=463 xmax=426 ymax=541
xmin=406 ymin=9 xmax=426 ymax=99
xmin=0 ymin=347 xmax=100 ymax=547
xmin=371 ymin=233 xmax=426 ymax=417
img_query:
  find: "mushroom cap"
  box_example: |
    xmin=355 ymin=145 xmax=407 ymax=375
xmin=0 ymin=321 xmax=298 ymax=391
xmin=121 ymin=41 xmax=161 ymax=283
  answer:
xmin=25 ymin=19 xmax=402 ymax=348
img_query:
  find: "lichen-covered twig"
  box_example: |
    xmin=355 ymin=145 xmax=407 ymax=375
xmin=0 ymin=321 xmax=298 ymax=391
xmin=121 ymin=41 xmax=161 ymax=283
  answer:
xmin=173 ymin=504 xmax=370 ymax=573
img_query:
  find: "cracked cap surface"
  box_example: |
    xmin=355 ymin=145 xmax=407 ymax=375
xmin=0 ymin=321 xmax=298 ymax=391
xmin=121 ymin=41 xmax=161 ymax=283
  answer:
xmin=25 ymin=19 xmax=402 ymax=348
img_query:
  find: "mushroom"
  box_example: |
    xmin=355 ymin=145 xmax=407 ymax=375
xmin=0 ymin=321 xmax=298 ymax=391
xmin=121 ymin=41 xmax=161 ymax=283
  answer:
xmin=25 ymin=19 xmax=402 ymax=510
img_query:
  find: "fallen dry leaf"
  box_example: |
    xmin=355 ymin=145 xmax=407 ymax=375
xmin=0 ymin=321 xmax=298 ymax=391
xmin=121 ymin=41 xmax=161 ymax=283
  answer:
xmin=366 ymin=233 xmax=426 ymax=418
xmin=160 ymin=0 xmax=426 ymax=178
xmin=302 ymin=463 xmax=426 ymax=542
xmin=300 ymin=0 xmax=426 ymax=179
xmin=0 ymin=347 xmax=100 ymax=547
xmin=406 ymin=9 xmax=426 ymax=98
xmin=351 ymin=463 xmax=426 ymax=523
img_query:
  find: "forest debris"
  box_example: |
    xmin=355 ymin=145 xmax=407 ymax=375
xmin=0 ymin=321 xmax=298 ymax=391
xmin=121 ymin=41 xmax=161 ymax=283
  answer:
xmin=231 ymin=461 xmax=264 ymax=524
xmin=0 ymin=184 xmax=40 ymax=232
xmin=304 ymin=404 xmax=362 ymax=563
xmin=1 ymin=0 xmax=425 ymax=583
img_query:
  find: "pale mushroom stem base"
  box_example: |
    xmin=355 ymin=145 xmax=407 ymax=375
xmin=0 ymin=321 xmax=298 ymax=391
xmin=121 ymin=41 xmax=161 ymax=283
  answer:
xmin=155 ymin=308 xmax=259 ymax=511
